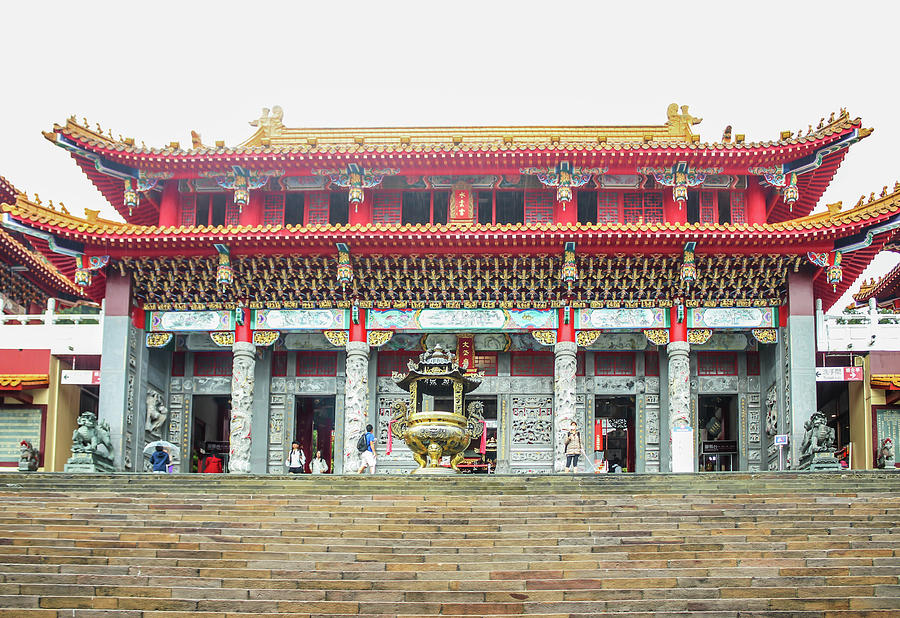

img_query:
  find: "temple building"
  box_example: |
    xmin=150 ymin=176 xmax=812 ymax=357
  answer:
xmin=4 ymin=105 xmax=899 ymax=474
xmin=0 ymin=175 xmax=100 ymax=471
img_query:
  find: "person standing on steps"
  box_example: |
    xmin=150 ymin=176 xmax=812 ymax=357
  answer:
xmin=357 ymin=424 xmax=377 ymax=474
xmin=150 ymin=445 xmax=170 ymax=474
xmin=310 ymin=449 xmax=329 ymax=474
xmin=564 ymin=421 xmax=584 ymax=473
xmin=286 ymin=441 xmax=306 ymax=474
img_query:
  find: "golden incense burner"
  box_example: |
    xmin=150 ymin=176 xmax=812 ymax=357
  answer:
xmin=390 ymin=345 xmax=485 ymax=474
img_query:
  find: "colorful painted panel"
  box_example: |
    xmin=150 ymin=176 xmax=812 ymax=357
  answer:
xmin=149 ymin=311 xmax=234 ymax=332
xmin=689 ymin=307 xmax=777 ymax=329
xmin=253 ymin=309 xmax=348 ymax=331
xmin=576 ymin=308 xmax=667 ymax=330
xmin=365 ymin=308 xmax=556 ymax=332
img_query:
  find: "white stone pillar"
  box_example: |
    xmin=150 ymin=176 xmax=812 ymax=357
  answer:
xmin=667 ymin=340 xmax=693 ymax=472
xmin=553 ymin=341 xmax=578 ymax=472
xmin=343 ymin=341 xmax=371 ymax=472
xmin=228 ymin=341 xmax=256 ymax=474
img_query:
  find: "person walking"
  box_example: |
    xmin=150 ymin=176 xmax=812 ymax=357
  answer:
xmin=286 ymin=441 xmax=306 ymax=474
xmin=310 ymin=449 xmax=329 ymax=474
xmin=149 ymin=445 xmax=170 ymax=474
xmin=357 ymin=424 xmax=377 ymax=474
xmin=564 ymin=421 xmax=583 ymax=473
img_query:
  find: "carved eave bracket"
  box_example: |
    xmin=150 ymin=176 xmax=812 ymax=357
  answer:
xmin=532 ymin=330 xmax=557 ymax=346
xmin=751 ymin=328 xmax=778 ymax=344
xmin=367 ymin=330 xmax=394 ymax=348
xmin=252 ymin=330 xmax=279 ymax=347
xmin=520 ymin=162 xmax=606 ymax=205
xmin=210 ymin=331 xmax=236 ymax=347
xmin=687 ymin=328 xmax=712 ymax=345
xmin=146 ymin=332 xmax=173 ymax=348
xmin=313 ymin=164 xmax=399 ymax=208
xmin=575 ymin=330 xmax=601 ymax=348
xmin=640 ymin=162 xmax=722 ymax=209
xmin=643 ymin=329 xmax=670 ymax=346
xmin=324 ymin=330 xmax=349 ymax=347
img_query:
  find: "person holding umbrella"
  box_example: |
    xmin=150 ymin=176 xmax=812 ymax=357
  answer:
xmin=144 ymin=440 xmax=179 ymax=473
xmin=149 ymin=445 xmax=169 ymax=473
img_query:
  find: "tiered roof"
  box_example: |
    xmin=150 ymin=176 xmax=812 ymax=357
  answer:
xmin=4 ymin=180 xmax=899 ymax=310
xmin=0 ymin=176 xmax=85 ymax=303
xmin=44 ymin=105 xmax=871 ymax=224
xmin=854 ymin=260 xmax=900 ymax=309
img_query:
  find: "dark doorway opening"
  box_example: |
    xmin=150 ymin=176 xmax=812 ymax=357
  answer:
xmin=295 ymin=396 xmax=336 ymax=473
xmin=192 ymin=395 xmax=231 ymax=473
xmin=698 ymin=394 xmax=739 ymax=471
xmin=595 ymin=395 xmax=635 ymax=472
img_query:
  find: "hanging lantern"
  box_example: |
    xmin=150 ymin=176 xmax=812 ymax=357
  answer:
xmin=520 ymin=162 xmax=605 ymax=212
xmin=123 ymin=178 xmax=138 ymax=216
xmin=826 ymin=251 xmax=842 ymax=291
xmin=680 ymin=242 xmax=697 ymax=285
xmin=336 ymin=243 xmax=353 ymax=287
xmin=561 ymin=242 xmax=577 ymax=293
xmin=232 ymin=175 xmax=249 ymax=212
xmin=215 ymin=245 xmax=233 ymax=289
xmin=782 ymin=173 xmax=799 ymax=211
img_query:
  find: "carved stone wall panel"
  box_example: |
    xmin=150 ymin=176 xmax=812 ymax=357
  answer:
xmin=376 ymin=377 xmax=406 ymax=394
xmin=511 ymin=451 xmax=553 ymax=462
xmin=270 ymin=378 xmax=286 ymax=394
xmin=593 ymin=377 xmax=639 ymax=394
xmin=193 ymin=377 xmax=232 ymax=394
xmin=698 ymin=376 xmax=739 ymax=393
xmin=645 ymin=377 xmax=660 ymax=394
xmin=295 ymin=378 xmax=336 ymax=394
xmin=511 ymin=395 xmax=553 ymax=446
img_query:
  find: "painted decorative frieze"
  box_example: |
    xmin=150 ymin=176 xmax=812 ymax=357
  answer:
xmin=254 ymin=309 xmax=348 ymax=331
xmin=366 ymin=308 xmax=556 ymax=332
xmin=577 ymin=307 xmax=667 ymax=330
xmin=689 ymin=307 xmax=777 ymax=329
xmin=149 ymin=310 xmax=235 ymax=332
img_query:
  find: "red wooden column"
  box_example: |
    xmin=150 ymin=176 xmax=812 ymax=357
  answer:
xmin=669 ymin=305 xmax=687 ymax=342
xmin=663 ymin=191 xmax=687 ymax=225
xmin=349 ymin=193 xmax=372 ymax=226
xmin=555 ymin=198 xmax=577 ymax=225
xmin=240 ymin=192 xmax=264 ymax=227
xmin=746 ymin=179 xmax=767 ymax=225
xmin=235 ymin=307 xmax=252 ymax=343
xmin=158 ymin=181 xmax=180 ymax=228
xmin=557 ymin=306 xmax=575 ymax=342
xmin=350 ymin=307 xmax=367 ymax=342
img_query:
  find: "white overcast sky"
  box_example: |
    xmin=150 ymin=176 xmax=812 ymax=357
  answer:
xmin=1 ymin=0 xmax=898 ymax=311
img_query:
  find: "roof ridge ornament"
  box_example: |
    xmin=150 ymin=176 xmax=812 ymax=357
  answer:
xmin=249 ymin=105 xmax=285 ymax=139
xmin=665 ymin=103 xmax=702 ymax=138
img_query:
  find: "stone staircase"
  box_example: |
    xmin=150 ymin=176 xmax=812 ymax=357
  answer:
xmin=0 ymin=472 xmax=898 ymax=617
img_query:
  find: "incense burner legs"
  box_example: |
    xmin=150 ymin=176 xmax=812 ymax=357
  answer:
xmin=391 ymin=406 xmax=483 ymax=474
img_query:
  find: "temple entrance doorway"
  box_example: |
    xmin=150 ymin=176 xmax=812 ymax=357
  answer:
xmin=191 ymin=395 xmax=231 ymax=473
xmin=595 ymin=396 xmax=635 ymax=472
xmin=294 ymin=396 xmax=335 ymax=473
xmin=459 ymin=396 xmax=498 ymax=473
xmin=698 ymin=394 xmax=739 ymax=471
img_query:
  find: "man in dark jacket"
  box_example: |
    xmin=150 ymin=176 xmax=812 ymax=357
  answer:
xmin=149 ymin=445 xmax=170 ymax=473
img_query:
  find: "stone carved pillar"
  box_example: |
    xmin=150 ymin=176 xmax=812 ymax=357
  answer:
xmin=553 ymin=341 xmax=578 ymax=472
xmin=228 ymin=341 xmax=256 ymax=474
xmin=667 ymin=340 xmax=693 ymax=472
xmin=343 ymin=340 xmax=370 ymax=472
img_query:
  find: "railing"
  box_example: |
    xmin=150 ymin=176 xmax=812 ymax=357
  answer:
xmin=816 ymin=298 xmax=900 ymax=352
xmin=0 ymin=300 xmax=104 ymax=355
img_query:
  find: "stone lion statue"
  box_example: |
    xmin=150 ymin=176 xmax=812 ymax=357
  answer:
xmin=71 ymin=411 xmax=113 ymax=459
xmin=19 ymin=440 xmax=38 ymax=471
xmin=877 ymin=437 xmax=895 ymax=469
xmin=800 ymin=411 xmax=835 ymax=456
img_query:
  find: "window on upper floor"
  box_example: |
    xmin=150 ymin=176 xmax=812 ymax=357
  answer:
xmin=329 ymin=192 xmax=349 ymax=225
xmin=475 ymin=189 xmax=553 ymax=226
xmin=623 ymin=191 xmax=663 ymax=224
xmin=285 ymin=193 xmax=304 ymax=226
xmin=398 ymin=191 xmax=450 ymax=226
xmin=577 ymin=190 xmax=621 ymax=225
xmin=184 ymin=193 xmax=237 ymax=227
xmin=687 ymin=190 xmax=746 ymax=225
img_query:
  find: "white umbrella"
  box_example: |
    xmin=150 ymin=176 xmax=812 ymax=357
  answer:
xmin=143 ymin=440 xmax=180 ymax=458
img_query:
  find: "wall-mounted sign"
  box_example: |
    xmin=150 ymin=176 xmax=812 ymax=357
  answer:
xmin=774 ymin=434 xmax=789 ymax=445
xmin=61 ymin=370 xmax=100 ymax=386
xmin=702 ymin=440 xmax=738 ymax=454
xmin=815 ymin=367 xmax=863 ymax=382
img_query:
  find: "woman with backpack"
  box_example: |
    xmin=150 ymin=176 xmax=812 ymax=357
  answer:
xmin=285 ymin=441 xmax=306 ymax=474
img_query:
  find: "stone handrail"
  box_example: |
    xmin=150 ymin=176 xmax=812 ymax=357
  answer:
xmin=0 ymin=305 xmax=104 ymax=355
xmin=816 ymin=298 xmax=900 ymax=352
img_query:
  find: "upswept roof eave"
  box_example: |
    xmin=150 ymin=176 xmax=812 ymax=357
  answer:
xmin=853 ymin=259 xmax=900 ymax=303
xmin=0 ymin=227 xmax=84 ymax=299
xmin=49 ymin=113 xmax=867 ymax=168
